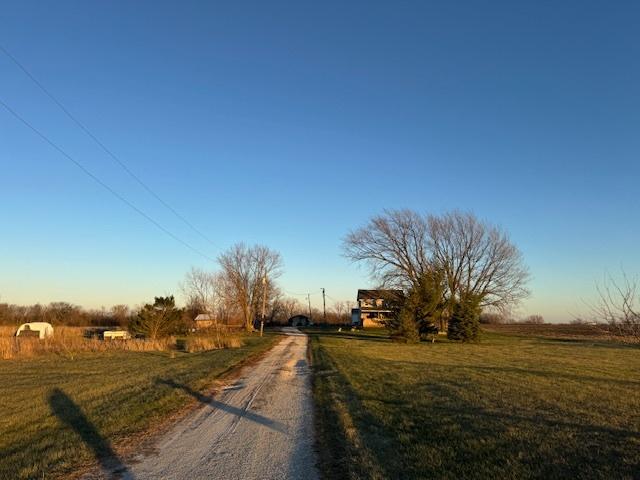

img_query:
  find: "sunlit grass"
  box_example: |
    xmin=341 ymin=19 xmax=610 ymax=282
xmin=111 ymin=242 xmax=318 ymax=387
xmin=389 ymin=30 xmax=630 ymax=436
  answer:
xmin=0 ymin=334 xmax=277 ymax=479
xmin=309 ymin=329 xmax=640 ymax=479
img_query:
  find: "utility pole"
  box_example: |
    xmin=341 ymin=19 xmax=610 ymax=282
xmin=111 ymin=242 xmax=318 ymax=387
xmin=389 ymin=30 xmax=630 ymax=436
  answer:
xmin=307 ymin=293 xmax=312 ymax=324
xmin=322 ymin=288 xmax=326 ymax=324
xmin=260 ymin=275 xmax=267 ymax=337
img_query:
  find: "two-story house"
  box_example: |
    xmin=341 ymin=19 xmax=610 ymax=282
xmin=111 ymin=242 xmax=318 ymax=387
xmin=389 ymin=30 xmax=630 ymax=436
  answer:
xmin=351 ymin=289 xmax=404 ymax=328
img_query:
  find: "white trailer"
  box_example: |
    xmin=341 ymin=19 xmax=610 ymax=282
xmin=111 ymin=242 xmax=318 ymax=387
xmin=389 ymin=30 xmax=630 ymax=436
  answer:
xmin=103 ymin=330 xmax=131 ymax=340
xmin=15 ymin=322 xmax=54 ymax=339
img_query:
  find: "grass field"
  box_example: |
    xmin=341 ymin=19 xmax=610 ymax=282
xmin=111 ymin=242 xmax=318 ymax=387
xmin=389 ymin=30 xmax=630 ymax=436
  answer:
xmin=309 ymin=328 xmax=640 ymax=480
xmin=0 ymin=333 xmax=278 ymax=479
xmin=481 ymin=323 xmax=627 ymax=341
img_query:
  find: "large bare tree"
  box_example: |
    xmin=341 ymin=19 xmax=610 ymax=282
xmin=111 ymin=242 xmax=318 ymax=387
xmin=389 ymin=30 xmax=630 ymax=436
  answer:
xmin=343 ymin=209 xmax=529 ymax=311
xmin=429 ymin=211 xmax=529 ymax=310
xmin=218 ymin=243 xmax=283 ymax=331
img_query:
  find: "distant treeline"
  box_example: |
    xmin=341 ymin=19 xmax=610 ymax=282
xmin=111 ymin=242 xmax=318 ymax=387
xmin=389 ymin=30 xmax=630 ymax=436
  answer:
xmin=0 ymin=299 xmax=353 ymax=329
xmin=0 ymin=302 xmax=135 ymax=327
xmin=479 ymin=313 xmax=545 ymax=325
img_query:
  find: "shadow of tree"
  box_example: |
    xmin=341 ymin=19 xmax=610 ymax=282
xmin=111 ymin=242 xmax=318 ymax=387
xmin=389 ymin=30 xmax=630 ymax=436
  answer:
xmin=314 ymin=352 xmax=640 ymax=480
xmin=48 ymin=388 xmax=133 ymax=479
xmin=156 ymin=379 xmax=288 ymax=434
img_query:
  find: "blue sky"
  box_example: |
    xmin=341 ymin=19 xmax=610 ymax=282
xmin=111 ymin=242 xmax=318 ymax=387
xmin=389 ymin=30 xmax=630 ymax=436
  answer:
xmin=1 ymin=1 xmax=638 ymax=320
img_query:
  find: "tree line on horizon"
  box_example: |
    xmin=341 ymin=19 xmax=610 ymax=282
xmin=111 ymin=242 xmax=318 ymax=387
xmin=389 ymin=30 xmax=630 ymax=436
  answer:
xmin=0 ymin=302 xmax=133 ymax=328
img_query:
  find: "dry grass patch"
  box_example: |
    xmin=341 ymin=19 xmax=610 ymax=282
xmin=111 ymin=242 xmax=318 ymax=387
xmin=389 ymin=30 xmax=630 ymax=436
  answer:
xmin=181 ymin=333 xmax=243 ymax=352
xmin=0 ymin=326 xmax=244 ymax=360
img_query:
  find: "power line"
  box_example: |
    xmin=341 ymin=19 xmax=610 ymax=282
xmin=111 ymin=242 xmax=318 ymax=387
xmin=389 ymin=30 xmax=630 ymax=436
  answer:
xmin=0 ymin=44 xmax=217 ymax=248
xmin=0 ymin=98 xmax=216 ymax=262
xmin=325 ymin=293 xmax=355 ymax=305
xmin=284 ymin=289 xmax=322 ymax=297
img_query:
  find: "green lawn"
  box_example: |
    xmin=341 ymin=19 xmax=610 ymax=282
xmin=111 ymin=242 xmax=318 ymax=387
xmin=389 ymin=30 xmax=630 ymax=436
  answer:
xmin=0 ymin=334 xmax=277 ymax=479
xmin=309 ymin=329 xmax=640 ymax=480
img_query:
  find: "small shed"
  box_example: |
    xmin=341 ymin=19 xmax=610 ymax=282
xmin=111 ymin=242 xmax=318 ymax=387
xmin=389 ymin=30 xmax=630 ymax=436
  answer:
xmin=194 ymin=313 xmax=216 ymax=329
xmin=289 ymin=315 xmax=312 ymax=327
xmin=15 ymin=322 xmax=54 ymax=339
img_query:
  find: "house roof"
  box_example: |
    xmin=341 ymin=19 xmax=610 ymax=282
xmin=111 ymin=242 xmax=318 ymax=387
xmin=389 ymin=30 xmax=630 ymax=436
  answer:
xmin=194 ymin=314 xmax=215 ymax=321
xmin=357 ymin=289 xmax=404 ymax=300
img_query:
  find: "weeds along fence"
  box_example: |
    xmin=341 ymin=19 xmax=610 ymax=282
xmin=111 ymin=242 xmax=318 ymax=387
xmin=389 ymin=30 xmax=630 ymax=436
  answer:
xmin=0 ymin=326 xmax=243 ymax=360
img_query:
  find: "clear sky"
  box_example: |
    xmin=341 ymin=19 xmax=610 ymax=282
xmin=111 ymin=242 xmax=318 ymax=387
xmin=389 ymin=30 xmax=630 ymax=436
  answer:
xmin=1 ymin=1 xmax=638 ymax=321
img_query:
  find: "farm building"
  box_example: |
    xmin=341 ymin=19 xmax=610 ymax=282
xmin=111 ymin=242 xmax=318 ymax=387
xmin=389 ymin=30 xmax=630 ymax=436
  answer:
xmin=289 ymin=314 xmax=312 ymax=327
xmin=352 ymin=289 xmax=403 ymax=328
xmin=193 ymin=313 xmax=244 ymax=330
xmin=194 ymin=313 xmax=216 ymax=329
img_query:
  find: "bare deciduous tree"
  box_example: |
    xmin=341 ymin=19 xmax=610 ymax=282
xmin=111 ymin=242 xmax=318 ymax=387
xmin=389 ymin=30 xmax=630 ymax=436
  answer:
xmin=592 ymin=271 xmax=640 ymax=340
xmin=331 ymin=301 xmax=355 ymax=324
xmin=218 ymin=243 xmax=283 ymax=332
xmin=429 ymin=211 xmax=529 ymax=310
xmin=181 ymin=267 xmax=216 ymax=313
xmin=272 ymin=297 xmax=303 ymax=324
xmin=343 ymin=209 xmax=529 ymax=312
xmin=181 ymin=267 xmax=241 ymax=326
xmin=110 ymin=305 xmax=130 ymax=326
xmin=268 ymin=291 xmax=301 ymax=324
xmin=45 ymin=302 xmax=83 ymax=325
xmin=521 ymin=314 xmax=544 ymax=324
xmin=333 ymin=301 xmax=347 ymax=320
xmin=343 ymin=209 xmax=431 ymax=288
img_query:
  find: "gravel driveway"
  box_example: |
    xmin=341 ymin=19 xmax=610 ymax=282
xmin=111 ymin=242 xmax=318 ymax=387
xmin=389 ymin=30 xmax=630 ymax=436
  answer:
xmin=122 ymin=328 xmax=318 ymax=479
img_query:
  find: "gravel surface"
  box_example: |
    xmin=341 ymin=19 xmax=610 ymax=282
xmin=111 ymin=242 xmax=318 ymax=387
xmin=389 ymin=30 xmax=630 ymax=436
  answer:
xmin=117 ymin=328 xmax=318 ymax=480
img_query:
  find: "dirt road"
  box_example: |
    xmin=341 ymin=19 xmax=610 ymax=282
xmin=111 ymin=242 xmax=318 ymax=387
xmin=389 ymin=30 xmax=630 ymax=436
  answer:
xmin=124 ymin=328 xmax=318 ymax=479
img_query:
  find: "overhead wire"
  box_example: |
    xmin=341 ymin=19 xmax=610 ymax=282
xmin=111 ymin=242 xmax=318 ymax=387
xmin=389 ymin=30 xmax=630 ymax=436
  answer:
xmin=0 ymin=44 xmax=218 ymax=248
xmin=0 ymin=98 xmax=216 ymax=262
xmin=325 ymin=293 xmax=354 ymax=304
xmin=283 ymin=289 xmax=322 ymax=297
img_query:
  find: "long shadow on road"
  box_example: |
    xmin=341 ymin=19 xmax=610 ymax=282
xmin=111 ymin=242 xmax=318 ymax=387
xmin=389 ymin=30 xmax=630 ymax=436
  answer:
xmin=156 ymin=379 xmax=289 ymax=434
xmin=48 ymin=388 xmax=133 ymax=480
